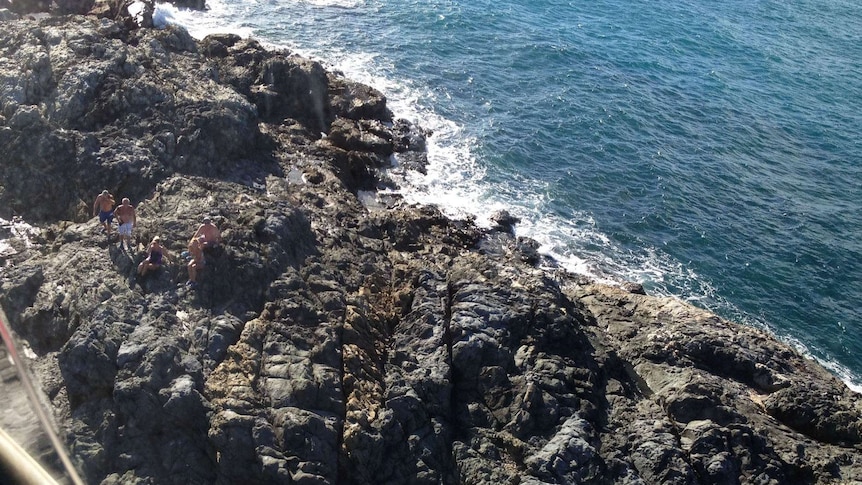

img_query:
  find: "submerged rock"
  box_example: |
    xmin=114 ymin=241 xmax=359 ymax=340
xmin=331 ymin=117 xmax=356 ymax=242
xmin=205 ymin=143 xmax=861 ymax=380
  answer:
xmin=0 ymin=14 xmax=860 ymax=485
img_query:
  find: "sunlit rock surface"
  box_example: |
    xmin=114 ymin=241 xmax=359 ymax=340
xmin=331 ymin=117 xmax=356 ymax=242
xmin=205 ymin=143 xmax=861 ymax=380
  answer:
xmin=1 ymin=13 xmax=860 ymax=485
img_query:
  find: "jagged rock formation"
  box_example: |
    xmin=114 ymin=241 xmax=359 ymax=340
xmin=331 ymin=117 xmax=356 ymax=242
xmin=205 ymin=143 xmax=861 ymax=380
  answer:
xmin=1 ymin=12 xmax=860 ymax=485
xmin=0 ymin=0 xmax=206 ymax=18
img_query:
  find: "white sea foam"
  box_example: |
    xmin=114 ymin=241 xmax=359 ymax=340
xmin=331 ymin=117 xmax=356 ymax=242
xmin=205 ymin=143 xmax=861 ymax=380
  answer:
xmin=152 ymin=3 xmax=175 ymax=29
xmin=0 ymin=240 xmax=13 ymax=258
xmin=0 ymin=217 xmax=39 ymax=260
xmin=155 ymin=1 xmax=253 ymax=39
xmin=780 ymin=334 xmax=862 ymax=394
xmin=0 ymin=218 xmax=39 ymax=244
xmin=302 ymin=0 xmax=365 ymax=8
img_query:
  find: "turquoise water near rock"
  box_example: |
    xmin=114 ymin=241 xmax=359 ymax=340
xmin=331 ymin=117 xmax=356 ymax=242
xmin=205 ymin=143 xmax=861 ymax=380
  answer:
xmin=165 ymin=0 xmax=862 ymax=389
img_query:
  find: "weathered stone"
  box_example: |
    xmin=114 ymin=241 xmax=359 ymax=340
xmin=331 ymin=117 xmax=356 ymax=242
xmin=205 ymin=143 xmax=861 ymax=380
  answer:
xmin=0 ymin=14 xmax=860 ymax=485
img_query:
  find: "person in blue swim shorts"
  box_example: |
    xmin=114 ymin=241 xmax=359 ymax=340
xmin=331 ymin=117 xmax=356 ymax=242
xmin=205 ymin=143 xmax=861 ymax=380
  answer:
xmin=93 ymin=190 xmax=115 ymax=237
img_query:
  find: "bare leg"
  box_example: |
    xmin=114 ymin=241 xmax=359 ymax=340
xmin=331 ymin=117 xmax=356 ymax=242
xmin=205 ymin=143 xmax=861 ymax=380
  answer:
xmin=188 ymin=262 xmax=196 ymax=282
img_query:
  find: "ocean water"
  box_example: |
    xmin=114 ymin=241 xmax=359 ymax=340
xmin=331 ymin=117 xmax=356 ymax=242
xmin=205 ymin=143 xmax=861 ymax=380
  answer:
xmin=161 ymin=0 xmax=862 ymax=391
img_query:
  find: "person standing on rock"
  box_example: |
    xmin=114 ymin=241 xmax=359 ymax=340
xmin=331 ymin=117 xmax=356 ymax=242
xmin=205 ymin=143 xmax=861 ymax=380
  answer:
xmin=191 ymin=216 xmax=221 ymax=250
xmin=138 ymin=236 xmax=169 ymax=277
xmin=93 ymin=190 xmax=115 ymax=238
xmin=114 ymin=198 xmax=136 ymax=251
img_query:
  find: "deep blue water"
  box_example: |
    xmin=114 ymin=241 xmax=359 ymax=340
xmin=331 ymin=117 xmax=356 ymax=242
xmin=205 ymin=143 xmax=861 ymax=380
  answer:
xmin=165 ymin=0 xmax=862 ymax=390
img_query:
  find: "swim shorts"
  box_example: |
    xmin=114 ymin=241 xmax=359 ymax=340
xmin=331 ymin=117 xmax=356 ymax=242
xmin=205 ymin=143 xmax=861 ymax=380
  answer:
xmin=119 ymin=222 xmax=133 ymax=236
xmin=99 ymin=210 xmax=114 ymax=224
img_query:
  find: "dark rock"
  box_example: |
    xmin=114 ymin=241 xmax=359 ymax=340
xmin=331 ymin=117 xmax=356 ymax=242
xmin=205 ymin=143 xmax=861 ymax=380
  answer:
xmin=0 ymin=14 xmax=860 ymax=485
xmin=765 ymin=382 xmax=862 ymax=445
xmin=168 ymin=0 xmax=206 ymax=10
xmin=329 ymin=76 xmax=392 ymax=122
xmin=0 ymin=8 xmax=17 ymax=20
xmin=490 ymin=209 xmax=520 ymax=234
xmin=326 ymin=117 xmax=394 ymax=156
xmin=621 ymin=281 xmax=646 ymax=295
xmin=55 ymin=0 xmax=95 ymax=15
xmin=389 ymin=118 xmax=429 ymax=174
xmin=392 ymin=150 xmax=428 ymax=174
xmin=515 ymin=236 xmax=542 ymax=265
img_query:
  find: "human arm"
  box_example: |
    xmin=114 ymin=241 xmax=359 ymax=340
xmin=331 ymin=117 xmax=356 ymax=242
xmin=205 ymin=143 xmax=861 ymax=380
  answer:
xmin=190 ymin=226 xmax=202 ymax=245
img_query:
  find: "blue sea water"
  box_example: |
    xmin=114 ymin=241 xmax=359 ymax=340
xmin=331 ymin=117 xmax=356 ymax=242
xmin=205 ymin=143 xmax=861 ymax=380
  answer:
xmin=163 ymin=0 xmax=862 ymax=390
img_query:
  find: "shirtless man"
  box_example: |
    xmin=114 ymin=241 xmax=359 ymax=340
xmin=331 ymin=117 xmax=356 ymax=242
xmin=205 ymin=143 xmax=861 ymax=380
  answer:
xmin=93 ymin=190 xmax=115 ymax=237
xmin=114 ymin=198 xmax=136 ymax=250
xmin=186 ymin=236 xmax=205 ymax=287
xmin=191 ymin=217 xmax=221 ymax=250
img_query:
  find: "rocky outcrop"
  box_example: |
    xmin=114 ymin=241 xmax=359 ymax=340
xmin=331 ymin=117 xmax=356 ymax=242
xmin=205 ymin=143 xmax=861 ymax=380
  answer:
xmin=1 ymin=14 xmax=860 ymax=485
xmin=1 ymin=0 xmax=205 ymax=18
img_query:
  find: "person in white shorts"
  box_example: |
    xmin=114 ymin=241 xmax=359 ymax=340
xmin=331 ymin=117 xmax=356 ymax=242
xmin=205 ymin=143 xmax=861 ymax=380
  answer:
xmin=114 ymin=198 xmax=136 ymax=251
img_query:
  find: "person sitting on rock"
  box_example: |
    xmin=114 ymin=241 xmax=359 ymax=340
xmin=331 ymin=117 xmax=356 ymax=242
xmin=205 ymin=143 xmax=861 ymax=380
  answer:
xmin=191 ymin=216 xmax=221 ymax=251
xmin=93 ymin=190 xmax=115 ymax=237
xmin=114 ymin=198 xmax=136 ymax=251
xmin=138 ymin=236 xmax=169 ymax=277
xmin=186 ymin=235 xmax=205 ymax=287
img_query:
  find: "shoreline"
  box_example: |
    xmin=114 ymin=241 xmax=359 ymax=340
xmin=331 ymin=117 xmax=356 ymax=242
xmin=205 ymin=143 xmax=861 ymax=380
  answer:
xmin=0 ymin=10 xmax=860 ymax=483
xmin=157 ymin=4 xmax=862 ymax=393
